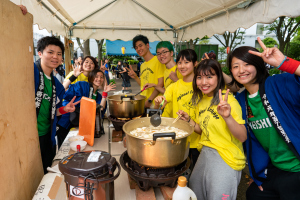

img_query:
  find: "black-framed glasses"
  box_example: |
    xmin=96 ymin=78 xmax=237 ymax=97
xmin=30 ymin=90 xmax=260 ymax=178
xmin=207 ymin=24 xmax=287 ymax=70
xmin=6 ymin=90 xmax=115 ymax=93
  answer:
xmin=156 ymin=51 xmax=170 ymax=57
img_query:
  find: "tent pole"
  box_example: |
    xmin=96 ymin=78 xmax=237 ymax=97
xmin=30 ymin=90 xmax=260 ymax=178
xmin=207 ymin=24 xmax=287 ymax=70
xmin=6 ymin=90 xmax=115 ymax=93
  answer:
xmin=173 ymin=31 xmax=178 ymax=60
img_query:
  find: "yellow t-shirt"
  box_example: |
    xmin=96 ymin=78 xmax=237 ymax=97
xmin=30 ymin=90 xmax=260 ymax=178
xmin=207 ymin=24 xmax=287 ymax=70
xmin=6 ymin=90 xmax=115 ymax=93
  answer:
xmin=163 ymin=64 xmax=183 ymax=89
xmin=140 ymin=56 xmax=165 ymax=101
xmin=164 ymin=79 xmax=200 ymax=148
xmin=162 ymin=64 xmax=183 ymax=117
xmin=197 ymin=90 xmax=246 ymax=170
xmin=65 ymin=71 xmax=88 ymax=84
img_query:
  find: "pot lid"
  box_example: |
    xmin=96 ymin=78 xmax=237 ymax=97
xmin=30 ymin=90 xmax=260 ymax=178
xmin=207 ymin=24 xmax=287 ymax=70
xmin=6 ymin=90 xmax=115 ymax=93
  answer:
xmin=59 ymin=150 xmax=116 ymax=177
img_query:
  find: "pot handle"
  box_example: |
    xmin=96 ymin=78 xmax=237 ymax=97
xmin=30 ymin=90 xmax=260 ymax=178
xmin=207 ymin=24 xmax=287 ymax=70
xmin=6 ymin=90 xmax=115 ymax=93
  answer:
xmin=121 ymin=95 xmax=134 ymax=100
xmin=153 ymin=132 xmax=176 ymax=144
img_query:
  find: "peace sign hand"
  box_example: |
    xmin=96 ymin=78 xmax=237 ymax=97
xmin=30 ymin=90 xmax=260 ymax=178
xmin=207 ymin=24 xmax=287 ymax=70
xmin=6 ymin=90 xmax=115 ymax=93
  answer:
xmin=126 ymin=65 xmax=137 ymax=78
xmin=64 ymin=96 xmax=81 ymax=113
xmin=249 ymin=37 xmax=285 ymax=67
xmin=217 ymin=89 xmax=231 ymax=119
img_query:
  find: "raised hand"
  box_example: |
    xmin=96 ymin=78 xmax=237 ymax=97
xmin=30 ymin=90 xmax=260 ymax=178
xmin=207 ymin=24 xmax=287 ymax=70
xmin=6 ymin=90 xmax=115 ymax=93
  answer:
xmin=201 ymin=53 xmax=209 ymax=61
xmin=217 ymin=89 xmax=231 ymax=119
xmin=176 ymin=110 xmax=190 ymax=121
xmin=73 ymin=65 xmax=82 ymax=77
xmin=126 ymin=65 xmax=137 ymax=79
xmin=104 ymin=82 xmax=116 ymax=92
xmin=169 ymin=68 xmax=179 ymax=82
xmin=64 ymin=96 xmax=80 ymax=113
xmin=249 ymin=37 xmax=285 ymax=67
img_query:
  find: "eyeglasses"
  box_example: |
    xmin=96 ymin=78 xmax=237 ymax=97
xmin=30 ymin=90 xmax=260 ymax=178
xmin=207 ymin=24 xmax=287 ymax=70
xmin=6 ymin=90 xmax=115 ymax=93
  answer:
xmin=156 ymin=51 xmax=170 ymax=57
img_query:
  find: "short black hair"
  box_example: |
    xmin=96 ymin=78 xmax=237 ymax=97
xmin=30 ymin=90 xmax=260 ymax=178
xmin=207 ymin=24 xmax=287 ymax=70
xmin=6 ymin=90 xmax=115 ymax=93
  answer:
xmin=176 ymin=49 xmax=198 ymax=64
xmin=37 ymin=36 xmax=64 ymax=55
xmin=132 ymin=35 xmax=149 ymax=48
xmin=81 ymin=56 xmax=98 ymax=69
xmin=227 ymin=46 xmax=269 ymax=88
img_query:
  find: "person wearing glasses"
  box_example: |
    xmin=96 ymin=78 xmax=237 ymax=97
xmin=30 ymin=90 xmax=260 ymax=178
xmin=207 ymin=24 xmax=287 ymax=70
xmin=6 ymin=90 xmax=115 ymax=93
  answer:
xmin=126 ymin=35 xmax=165 ymax=108
xmin=144 ymin=41 xmax=183 ymax=117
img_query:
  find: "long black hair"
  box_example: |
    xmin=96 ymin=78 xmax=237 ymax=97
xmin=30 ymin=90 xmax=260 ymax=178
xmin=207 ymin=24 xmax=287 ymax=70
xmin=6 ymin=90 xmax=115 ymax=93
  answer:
xmin=192 ymin=59 xmax=225 ymax=106
xmin=227 ymin=46 xmax=269 ymax=88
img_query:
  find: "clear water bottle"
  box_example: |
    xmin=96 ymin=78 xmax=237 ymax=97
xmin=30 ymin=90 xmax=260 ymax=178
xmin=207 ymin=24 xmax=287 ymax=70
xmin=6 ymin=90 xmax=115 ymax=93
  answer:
xmin=172 ymin=176 xmax=197 ymax=200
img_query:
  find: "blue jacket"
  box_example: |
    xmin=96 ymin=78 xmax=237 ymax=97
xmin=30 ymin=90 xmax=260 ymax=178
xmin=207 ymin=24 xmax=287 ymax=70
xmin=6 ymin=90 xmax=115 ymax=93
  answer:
xmin=34 ymin=62 xmax=65 ymax=146
xmin=236 ymin=73 xmax=300 ymax=186
xmin=57 ymin=81 xmax=105 ymax=129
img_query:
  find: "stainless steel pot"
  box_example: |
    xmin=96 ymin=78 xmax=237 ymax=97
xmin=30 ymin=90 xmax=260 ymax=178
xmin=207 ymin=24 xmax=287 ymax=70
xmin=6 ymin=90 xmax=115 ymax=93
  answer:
xmin=107 ymin=94 xmax=146 ymax=118
xmin=123 ymin=117 xmax=194 ymax=168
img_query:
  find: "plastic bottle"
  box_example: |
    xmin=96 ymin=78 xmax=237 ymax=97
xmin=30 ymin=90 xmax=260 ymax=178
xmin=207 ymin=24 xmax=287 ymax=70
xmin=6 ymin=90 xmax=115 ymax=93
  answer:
xmin=172 ymin=176 xmax=197 ymax=200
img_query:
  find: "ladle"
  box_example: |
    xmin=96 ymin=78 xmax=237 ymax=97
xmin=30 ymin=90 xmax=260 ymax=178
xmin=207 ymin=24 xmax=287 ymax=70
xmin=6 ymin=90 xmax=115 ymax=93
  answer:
xmin=150 ymin=99 xmax=165 ymax=127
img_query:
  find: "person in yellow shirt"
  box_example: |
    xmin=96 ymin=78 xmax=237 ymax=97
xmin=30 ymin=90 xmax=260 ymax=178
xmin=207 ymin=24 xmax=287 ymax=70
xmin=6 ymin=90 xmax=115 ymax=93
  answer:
xmin=144 ymin=41 xmax=183 ymax=117
xmin=63 ymin=56 xmax=97 ymax=90
xmin=154 ymin=49 xmax=201 ymax=169
xmin=177 ymin=59 xmax=247 ymax=200
xmin=127 ymin=35 xmax=164 ymax=108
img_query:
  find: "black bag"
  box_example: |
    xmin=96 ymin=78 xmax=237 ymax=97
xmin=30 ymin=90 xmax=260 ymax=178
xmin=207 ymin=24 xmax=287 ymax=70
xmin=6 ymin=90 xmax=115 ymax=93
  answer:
xmin=69 ymin=107 xmax=80 ymax=126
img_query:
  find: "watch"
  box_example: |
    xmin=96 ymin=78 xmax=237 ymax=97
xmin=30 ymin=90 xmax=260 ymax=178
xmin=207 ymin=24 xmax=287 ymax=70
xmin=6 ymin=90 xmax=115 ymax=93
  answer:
xmin=148 ymin=99 xmax=152 ymax=103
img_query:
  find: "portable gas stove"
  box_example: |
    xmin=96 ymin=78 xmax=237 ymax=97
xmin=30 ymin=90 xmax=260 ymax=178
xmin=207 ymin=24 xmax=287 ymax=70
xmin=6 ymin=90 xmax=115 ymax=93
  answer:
xmin=120 ymin=151 xmax=190 ymax=191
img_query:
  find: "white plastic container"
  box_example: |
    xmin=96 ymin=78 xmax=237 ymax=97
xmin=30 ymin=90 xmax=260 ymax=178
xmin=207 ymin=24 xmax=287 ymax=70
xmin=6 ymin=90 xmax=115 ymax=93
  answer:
xmin=172 ymin=176 xmax=197 ymax=200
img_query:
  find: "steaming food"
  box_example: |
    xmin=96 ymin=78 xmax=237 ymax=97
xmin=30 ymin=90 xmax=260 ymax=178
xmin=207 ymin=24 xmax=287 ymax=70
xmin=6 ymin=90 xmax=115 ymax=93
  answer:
xmin=129 ymin=125 xmax=189 ymax=139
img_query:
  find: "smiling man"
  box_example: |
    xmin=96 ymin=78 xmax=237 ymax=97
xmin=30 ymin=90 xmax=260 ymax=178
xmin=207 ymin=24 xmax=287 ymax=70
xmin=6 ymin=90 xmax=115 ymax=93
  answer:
xmin=128 ymin=35 xmax=165 ymax=108
xmin=34 ymin=36 xmax=78 ymax=173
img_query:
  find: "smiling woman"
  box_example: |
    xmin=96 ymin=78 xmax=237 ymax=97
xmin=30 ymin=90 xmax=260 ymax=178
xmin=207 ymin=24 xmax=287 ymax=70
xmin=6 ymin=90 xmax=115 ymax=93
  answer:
xmin=56 ymin=69 xmax=116 ymax=148
xmin=63 ymin=56 xmax=97 ymax=90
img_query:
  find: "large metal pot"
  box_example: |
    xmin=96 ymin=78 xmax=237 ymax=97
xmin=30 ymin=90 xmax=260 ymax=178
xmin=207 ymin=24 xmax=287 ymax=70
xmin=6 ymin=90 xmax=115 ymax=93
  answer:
xmin=107 ymin=94 xmax=146 ymax=118
xmin=123 ymin=117 xmax=194 ymax=168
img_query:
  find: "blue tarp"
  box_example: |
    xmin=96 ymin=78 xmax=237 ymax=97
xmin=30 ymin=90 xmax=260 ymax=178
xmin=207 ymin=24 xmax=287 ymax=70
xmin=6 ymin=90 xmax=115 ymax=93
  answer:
xmin=106 ymin=40 xmax=159 ymax=56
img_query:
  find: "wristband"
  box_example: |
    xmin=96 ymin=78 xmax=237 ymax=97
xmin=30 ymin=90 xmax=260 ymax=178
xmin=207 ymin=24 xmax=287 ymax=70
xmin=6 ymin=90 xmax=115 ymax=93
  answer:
xmin=69 ymin=75 xmax=77 ymax=82
xmin=59 ymin=106 xmax=67 ymax=115
xmin=102 ymin=92 xmax=108 ymax=98
xmin=187 ymin=117 xmax=191 ymax=123
xmin=277 ymin=56 xmax=300 ymax=74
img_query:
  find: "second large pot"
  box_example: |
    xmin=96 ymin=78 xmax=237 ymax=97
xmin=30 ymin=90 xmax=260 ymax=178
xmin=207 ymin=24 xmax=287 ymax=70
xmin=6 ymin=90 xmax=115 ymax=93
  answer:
xmin=123 ymin=117 xmax=194 ymax=168
xmin=107 ymin=94 xmax=146 ymax=118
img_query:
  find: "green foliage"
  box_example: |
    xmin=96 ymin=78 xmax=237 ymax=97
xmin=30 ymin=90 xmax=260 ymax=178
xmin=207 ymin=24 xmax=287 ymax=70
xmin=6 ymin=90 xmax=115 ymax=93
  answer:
xmin=269 ymin=68 xmax=280 ymax=76
xmin=110 ymin=79 xmax=116 ymax=84
xmin=222 ymin=66 xmax=230 ymax=75
xmin=112 ymin=58 xmax=121 ymax=64
xmin=198 ymin=35 xmax=210 ymax=44
xmin=287 ymin=42 xmax=300 ymax=61
xmin=262 ymin=37 xmax=278 ymax=47
xmin=128 ymin=60 xmax=139 ymax=65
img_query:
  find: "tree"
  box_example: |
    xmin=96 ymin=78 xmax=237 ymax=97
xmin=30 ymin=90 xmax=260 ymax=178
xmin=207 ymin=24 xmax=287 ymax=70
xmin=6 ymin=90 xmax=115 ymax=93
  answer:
xmin=198 ymin=35 xmax=210 ymax=44
xmin=287 ymin=35 xmax=300 ymax=60
xmin=186 ymin=38 xmax=200 ymax=50
xmin=213 ymin=28 xmax=245 ymax=50
xmin=218 ymin=46 xmax=226 ymax=65
xmin=262 ymin=16 xmax=300 ymax=55
xmin=96 ymin=39 xmax=105 ymax=62
xmin=76 ymin=37 xmax=90 ymax=57
xmin=262 ymin=37 xmax=278 ymax=48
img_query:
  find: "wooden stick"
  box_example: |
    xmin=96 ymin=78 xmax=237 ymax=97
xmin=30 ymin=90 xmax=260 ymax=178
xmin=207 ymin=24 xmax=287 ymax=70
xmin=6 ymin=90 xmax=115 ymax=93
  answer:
xmin=172 ymin=114 xmax=182 ymax=124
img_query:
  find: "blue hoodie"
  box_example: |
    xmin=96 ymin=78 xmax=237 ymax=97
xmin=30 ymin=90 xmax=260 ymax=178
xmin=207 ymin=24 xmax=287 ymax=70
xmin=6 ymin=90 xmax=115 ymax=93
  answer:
xmin=236 ymin=73 xmax=300 ymax=186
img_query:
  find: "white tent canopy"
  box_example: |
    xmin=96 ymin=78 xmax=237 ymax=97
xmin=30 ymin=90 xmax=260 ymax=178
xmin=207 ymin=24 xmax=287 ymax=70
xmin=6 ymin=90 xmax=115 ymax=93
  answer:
xmin=11 ymin=0 xmax=300 ymax=41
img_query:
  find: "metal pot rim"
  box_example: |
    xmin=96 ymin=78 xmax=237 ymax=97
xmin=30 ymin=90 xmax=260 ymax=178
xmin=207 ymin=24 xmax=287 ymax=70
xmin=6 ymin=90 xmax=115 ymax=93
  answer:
xmin=123 ymin=117 xmax=194 ymax=140
xmin=107 ymin=94 xmax=146 ymax=102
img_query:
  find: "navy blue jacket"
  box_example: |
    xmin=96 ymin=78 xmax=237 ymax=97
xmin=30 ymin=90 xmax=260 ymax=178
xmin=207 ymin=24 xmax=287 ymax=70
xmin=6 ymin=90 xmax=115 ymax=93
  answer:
xmin=236 ymin=73 xmax=300 ymax=186
xmin=34 ymin=63 xmax=65 ymax=146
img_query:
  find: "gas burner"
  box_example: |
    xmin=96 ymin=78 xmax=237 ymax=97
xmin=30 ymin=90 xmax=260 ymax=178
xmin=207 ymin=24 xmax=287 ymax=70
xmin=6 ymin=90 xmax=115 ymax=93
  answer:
xmin=120 ymin=151 xmax=190 ymax=191
xmin=108 ymin=115 xmax=142 ymax=131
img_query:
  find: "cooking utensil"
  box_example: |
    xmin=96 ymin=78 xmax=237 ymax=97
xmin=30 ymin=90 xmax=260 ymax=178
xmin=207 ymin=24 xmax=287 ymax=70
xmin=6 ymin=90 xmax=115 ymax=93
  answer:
xmin=172 ymin=114 xmax=182 ymax=124
xmin=134 ymin=85 xmax=148 ymax=96
xmin=150 ymin=99 xmax=164 ymax=127
xmin=107 ymin=94 xmax=146 ymax=118
xmin=78 ymin=97 xmax=96 ymax=146
xmin=123 ymin=117 xmax=194 ymax=167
